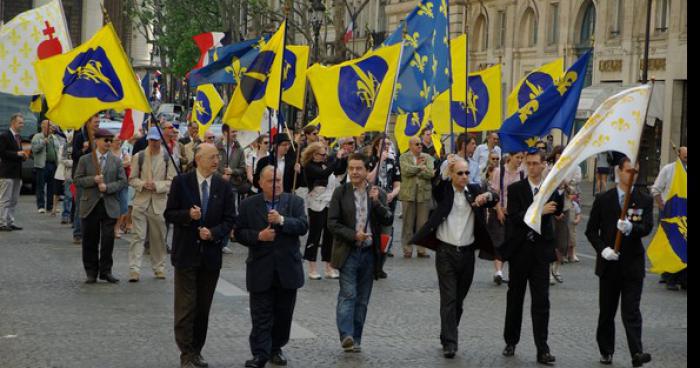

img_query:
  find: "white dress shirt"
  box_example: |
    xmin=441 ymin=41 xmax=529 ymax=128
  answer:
xmin=196 ymin=170 xmax=213 ymax=202
xmin=436 ymin=185 xmax=475 ymax=247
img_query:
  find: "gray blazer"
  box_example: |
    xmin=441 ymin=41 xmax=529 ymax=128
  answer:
xmin=74 ymin=152 xmax=127 ymax=219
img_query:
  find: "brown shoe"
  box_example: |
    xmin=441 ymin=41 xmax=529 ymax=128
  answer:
xmin=417 ymin=253 xmax=431 ymax=258
xmin=403 ymin=252 xmax=413 ymax=258
xmin=154 ymin=270 xmax=166 ymax=279
xmin=128 ymin=272 xmax=140 ymax=282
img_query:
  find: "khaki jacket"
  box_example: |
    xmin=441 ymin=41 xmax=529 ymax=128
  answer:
xmin=398 ymin=152 xmax=434 ymax=202
xmin=129 ymin=148 xmax=176 ymax=215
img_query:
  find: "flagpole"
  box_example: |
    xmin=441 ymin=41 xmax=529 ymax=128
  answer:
xmin=445 ymin=0 xmax=455 ymax=153
xmin=463 ymin=1 xmax=470 ymax=159
xmin=57 ymin=0 xmax=73 ymax=49
xmin=270 ymin=20 xmax=288 ymax=210
xmin=614 ymin=80 xmax=655 ymax=253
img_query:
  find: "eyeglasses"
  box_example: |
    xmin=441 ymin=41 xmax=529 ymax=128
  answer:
xmin=455 ymin=170 xmax=470 ymax=176
xmin=206 ymin=136 xmax=216 ymax=140
xmin=261 ymin=141 xmax=269 ymax=145
xmin=413 ymin=143 xmax=422 ymax=146
xmin=309 ymin=132 xmax=318 ymax=136
xmin=536 ymin=146 xmax=546 ymax=150
xmin=164 ymin=126 xmax=174 ymax=130
xmin=491 ymin=157 xmax=500 ymax=161
xmin=103 ymin=138 xmax=113 ymax=143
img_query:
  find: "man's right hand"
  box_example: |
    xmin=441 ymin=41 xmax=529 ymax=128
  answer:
xmin=542 ymin=201 xmax=558 ymax=215
xmin=601 ymin=247 xmax=619 ymax=261
xmin=355 ymin=230 xmax=370 ymax=242
xmin=94 ymin=175 xmax=104 ymax=184
xmin=258 ymin=226 xmax=276 ymax=242
xmin=190 ymin=205 xmax=202 ymax=220
xmin=17 ymin=151 xmax=27 ymax=159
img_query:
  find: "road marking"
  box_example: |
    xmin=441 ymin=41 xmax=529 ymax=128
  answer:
xmin=573 ymin=252 xmax=597 ymax=260
xmin=215 ymin=277 xmax=317 ymax=339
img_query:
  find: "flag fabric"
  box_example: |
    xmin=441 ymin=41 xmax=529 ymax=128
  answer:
xmin=647 ymin=159 xmax=687 ymax=273
xmin=188 ymin=37 xmax=265 ymax=87
xmin=308 ymin=43 xmax=402 ymax=138
xmin=33 ymin=23 xmax=152 ymax=130
xmin=118 ymin=109 xmax=144 ymax=141
xmin=222 ymin=21 xmax=286 ymax=131
xmin=141 ymin=72 xmax=151 ymax=101
xmin=432 ymin=63 xmax=503 ymax=133
xmin=507 ymin=58 xmax=564 ymax=117
xmin=382 ymin=0 xmax=450 ymax=113
xmin=395 ymin=106 xmax=430 ymax=153
xmin=191 ymin=32 xmax=225 ymax=70
xmin=29 ymin=95 xmax=43 ymax=113
xmin=343 ymin=21 xmax=354 ymax=44
xmin=0 ymin=0 xmax=72 ymax=95
xmin=523 ymin=84 xmax=651 ymax=234
xmin=499 ymin=51 xmax=591 ymax=153
xmin=281 ymin=45 xmax=309 ymax=109
xmin=192 ymin=84 xmax=224 ymax=140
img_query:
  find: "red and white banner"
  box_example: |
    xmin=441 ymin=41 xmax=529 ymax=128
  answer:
xmin=342 ymin=21 xmax=353 ymax=44
xmin=192 ymin=32 xmax=225 ymax=70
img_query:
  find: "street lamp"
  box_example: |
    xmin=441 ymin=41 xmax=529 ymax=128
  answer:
xmin=309 ymin=0 xmax=326 ymax=118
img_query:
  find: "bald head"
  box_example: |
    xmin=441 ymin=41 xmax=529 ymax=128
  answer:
xmin=195 ymin=143 xmax=220 ymax=177
xmin=679 ymin=146 xmax=687 ymax=163
xmin=409 ymin=136 xmax=422 ymax=155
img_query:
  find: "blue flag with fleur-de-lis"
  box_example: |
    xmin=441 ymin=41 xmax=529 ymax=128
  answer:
xmin=499 ymin=51 xmax=591 ymax=153
xmin=381 ymin=0 xmax=450 ymax=114
xmin=188 ymin=37 xmax=266 ymax=88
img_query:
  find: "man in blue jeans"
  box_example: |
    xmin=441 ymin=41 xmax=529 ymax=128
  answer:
xmin=328 ymin=153 xmax=393 ymax=352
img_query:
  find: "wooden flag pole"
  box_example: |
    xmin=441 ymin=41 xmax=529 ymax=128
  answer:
xmin=614 ymin=80 xmax=655 ymax=253
xmin=87 ymin=119 xmax=100 ymax=176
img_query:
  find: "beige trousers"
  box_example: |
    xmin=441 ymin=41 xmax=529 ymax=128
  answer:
xmin=401 ymin=200 xmax=430 ymax=255
xmin=128 ymin=202 xmax=167 ymax=273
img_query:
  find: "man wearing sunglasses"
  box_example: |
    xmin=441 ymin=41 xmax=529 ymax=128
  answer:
xmin=411 ymin=156 xmax=498 ymax=359
xmin=74 ymin=128 xmax=128 ymax=284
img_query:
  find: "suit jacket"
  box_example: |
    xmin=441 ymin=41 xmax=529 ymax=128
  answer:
xmin=71 ymin=128 xmax=92 ymax=176
xmin=254 ymin=153 xmax=297 ymax=193
xmin=235 ymin=193 xmax=308 ymax=293
xmin=129 ymin=149 xmax=177 ymax=215
xmin=0 ymin=129 xmax=23 ymax=179
xmin=499 ymin=178 xmax=564 ymax=264
xmin=410 ymin=180 xmax=499 ymax=260
xmin=74 ymin=152 xmax=128 ymax=219
xmin=585 ymin=187 xmax=653 ymax=279
xmin=327 ymin=182 xmax=394 ymax=276
xmin=398 ymin=152 xmax=434 ymax=202
xmin=164 ymin=171 xmax=236 ymax=270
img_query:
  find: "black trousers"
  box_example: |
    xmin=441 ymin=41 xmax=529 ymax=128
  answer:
xmin=597 ymin=275 xmax=644 ymax=357
xmin=81 ymin=200 xmax=116 ymax=276
xmin=436 ymin=242 xmax=475 ymax=350
xmin=504 ymin=244 xmax=551 ymax=354
xmin=174 ymin=266 xmax=220 ymax=364
xmin=304 ymin=208 xmax=333 ymax=262
xmin=249 ymin=272 xmax=298 ymax=360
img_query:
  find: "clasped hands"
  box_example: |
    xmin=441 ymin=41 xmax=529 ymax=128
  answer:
xmin=94 ymin=174 xmax=107 ymax=192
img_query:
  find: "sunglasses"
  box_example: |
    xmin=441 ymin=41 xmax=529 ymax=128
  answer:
xmin=163 ymin=126 xmax=174 ymax=129
xmin=206 ymin=136 xmax=216 ymax=140
xmin=309 ymin=132 xmax=318 ymax=136
xmin=491 ymin=157 xmax=500 ymax=161
xmin=413 ymin=143 xmax=422 ymax=146
xmin=103 ymin=138 xmax=113 ymax=143
xmin=261 ymin=141 xmax=269 ymax=145
xmin=455 ymin=170 xmax=470 ymax=176
xmin=315 ymin=152 xmax=327 ymax=157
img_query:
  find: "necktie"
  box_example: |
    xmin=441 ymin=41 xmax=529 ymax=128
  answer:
xmin=14 ymin=134 xmax=21 ymax=147
xmin=533 ymin=187 xmax=539 ymax=196
xmin=201 ymin=180 xmax=209 ymax=218
xmin=99 ymin=155 xmax=106 ymax=173
xmin=619 ymin=192 xmax=625 ymax=207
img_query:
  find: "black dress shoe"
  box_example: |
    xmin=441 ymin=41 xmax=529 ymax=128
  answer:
xmin=502 ymin=344 xmax=515 ymax=357
xmin=99 ymin=273 xmax=120 ymax=283
xmin=537 ymin=352 xmax=556 ymax=365
xmin=632 ymin=352 xmax=651 ymax=367
xmin=600 ymin=354 xmax=613 ymax=365
xmin=0 ymin=225 xmax=12 ymax=231
xmin=191 ymin=354 xmax=208 ymax=367
xmin=9 ymin=224 xmax=22 ymax=230
xmin=270 ymin=350 xmax=287 ymax=366
xmin=245 ymin=356 xmax=267 ymax=368
xmin=443 ymin=346 xmax=457 ymax=359
xmin=378 ymin=270 xmax=388 ymax=279
xmin=85 ymin=275 xmax=97 ymax=284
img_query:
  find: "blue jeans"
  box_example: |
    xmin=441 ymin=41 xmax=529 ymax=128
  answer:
xmin=62 ymin=179 xmax=72 ymax=219
xmin=34 ymin=162 xmax=56 ymax=210
xmin=336 ymin=246 xmax=375 ymax=345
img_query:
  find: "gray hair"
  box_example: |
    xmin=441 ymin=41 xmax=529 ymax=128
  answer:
xmin=10 ymin=113 xmax=23 ymax=124
xmin=260 ymin=165 xmax=283 ymax=179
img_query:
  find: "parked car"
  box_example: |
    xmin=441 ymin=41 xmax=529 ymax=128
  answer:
xmin=0 ymin=93 xmax=39 ymax=192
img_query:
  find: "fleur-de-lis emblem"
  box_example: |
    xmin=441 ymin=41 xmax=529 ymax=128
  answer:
xmin=592 ymin=134 xmax=610 ymax=147
xmin=193 ymin=99 xmax=207 ymax=119
xmin=393 ymin=83 xmax=403 ymax=101
xmin=525 ymin=136 xmax=539 ymax=147
xmin=404 ymin=32 xmax=420 ymax=49
xmin=662 ymin=216 xmax=687 ymax=240
xmin=419 ymin=80 xmax=431 ymax=100
xmin=631 ymin=110 xmax=642 ymax=125
xmin=0 ymin=43 xmax=6 ymax=61
xmin=554 ymin=71 xmax=578 ymax=96
xmin=439 ymin=0 xmax=448 ymax=18
xmin=555 ymin=155 xmax=572 ymax=170
xmin=621 ymin=96 xmax=634 ymax=103
xmin=30 ymin=26 xmax=42 ymax=43
xmin=627 ymin=139 xmax=637 ymax=151
xmin=20 ymin=69 xmax=32 ymax=85
xmin=432 ymin=58 xmax=438 ymax=74
xmin=519 ymin=100 xmax=539 ymax=124
xmin=9 ymin=57 xmax=21 ymax=74
xmin=0 ymin=72 xmax=10 ymax=90
xmin=610 ymin=118 xmax=631 ymax=131
xmin=418 ymin=2 xmax=434 ymax=18
xmin=525 ymin=79 xmax=544 ymax=100
xmin=410 ymin=52 xmax=428 ymax=73
xmin=8 ymin=29 xmax=21 ymax=45
xmin=351 ymin=65 xmax=381 ymax=108
xmin=19 ymin=42 xmax=32 ymax=59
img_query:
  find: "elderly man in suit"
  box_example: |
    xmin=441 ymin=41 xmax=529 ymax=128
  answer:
xmin=235 ymin=165 xmax=308 ymax=368
xmin=586 ymin=157 xmax=654 ymax=367
xmin=74 ymin=128 xmax=128 ymax=284
xmin=411 ymin=155 xmax=498 ymax=359
xmin=127 ymin=127 xmax=177 ymax=282
xmin=165 ymin=143 xmax=236 ymax=368
xmin=328 ymin=153 xmax=394 ymax=353
xmin=398 ymin=136 xmax=434 ymax=258
xmin=500 ymin=150 xmax=563 ymax=365
xmin=0 ymin=113 xmax=28 ymax=232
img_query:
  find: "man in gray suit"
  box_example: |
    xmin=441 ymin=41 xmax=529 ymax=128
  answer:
xmin=74 ymin=128 xmax=127 ymax=284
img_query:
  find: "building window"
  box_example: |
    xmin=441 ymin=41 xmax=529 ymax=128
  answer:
xmin=520 ymin=7 xmax=537 ymax=48
xmin=655 ymin=0 xmax=669 ymax=32
xmin=548 ymin=3 xmax=559 ymax=45
xmin=474 ymin=14 xmax=488 ymax=51
xmin=610 ymin=0 xmax=623 ymax=37
xmin=496 ymin=10 xmax=506 ymax=49
xmin=579 ymin=1 xmax=596 ymax=46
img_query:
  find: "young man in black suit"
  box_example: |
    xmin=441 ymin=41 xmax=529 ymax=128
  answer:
xmin=253 ymin=133 xmax=299 ymax=194
xmin=500 ymin=150 xmax=563 ymax=365
xmin=0 ymin=113 xmax=28 ymax=231
xmin=165 ymin=143 xmax=236 ymax=368
xmin=585 ymin=157 xmax=654 ymax=367
xmin=235 ymin=165 xmax=309 ymax=368
xmin=411 ymin=156 xmax=498 ymax=359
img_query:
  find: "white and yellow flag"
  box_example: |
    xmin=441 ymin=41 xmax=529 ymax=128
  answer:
xmin=0 ymin=0 xmax=72 ymax=95
xmin=524 ymin=84 xmax=652 ymax=234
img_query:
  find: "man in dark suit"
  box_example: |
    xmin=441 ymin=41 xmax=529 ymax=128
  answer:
xmin=411 ymin=156 xmax=498 ymax=358
xmin=73 ymin=128 xmax=128 ymax=283
xmin=0 ymin=113 xmax=28 ymax=231
xmin=165 ymin=143 xmax=236 ymax=368
xmin=235 ymin=165 xmax=309 ymax=368
xmin=585 ymin=157 xmax=654 ymax=367
xmin=254 ymin=133 xmax=299 ymax=193
xmin=500 ymin=150 xmax=563 ymax=365
xmin=70 ymin=114 xmax=100 ymax=244
xmin=327 ymin=153 xmax=394 ymax=353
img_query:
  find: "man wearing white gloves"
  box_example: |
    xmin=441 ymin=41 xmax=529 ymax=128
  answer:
xmin=585 ymin=157 xmax=654 ymax=368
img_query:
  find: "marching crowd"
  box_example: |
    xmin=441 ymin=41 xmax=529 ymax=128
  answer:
xmin=0 ymin=111 xmax=687 ymax=368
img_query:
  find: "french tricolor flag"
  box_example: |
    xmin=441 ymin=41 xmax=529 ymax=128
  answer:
xmin=192 ymin=32 xmax=226 ymax=70
xmin=342 ymin=21 xmax=353 ymax=44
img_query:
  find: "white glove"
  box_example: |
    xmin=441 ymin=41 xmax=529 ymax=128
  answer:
xmin=601 ymin=247 xmax=619 ymax=261
xmin=617 ymin=219 xmax=633 ymax=236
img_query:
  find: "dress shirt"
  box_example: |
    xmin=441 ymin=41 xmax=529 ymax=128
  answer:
xmin=196 ymin=170 xmax=213 ymax=204
xmin=436 ymin=185 xmax=475 ymax=247
xmin=528 ymin=178 xmax=542 ymax=196
xmin=353 ymin=182 xmax=372 ymax=247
